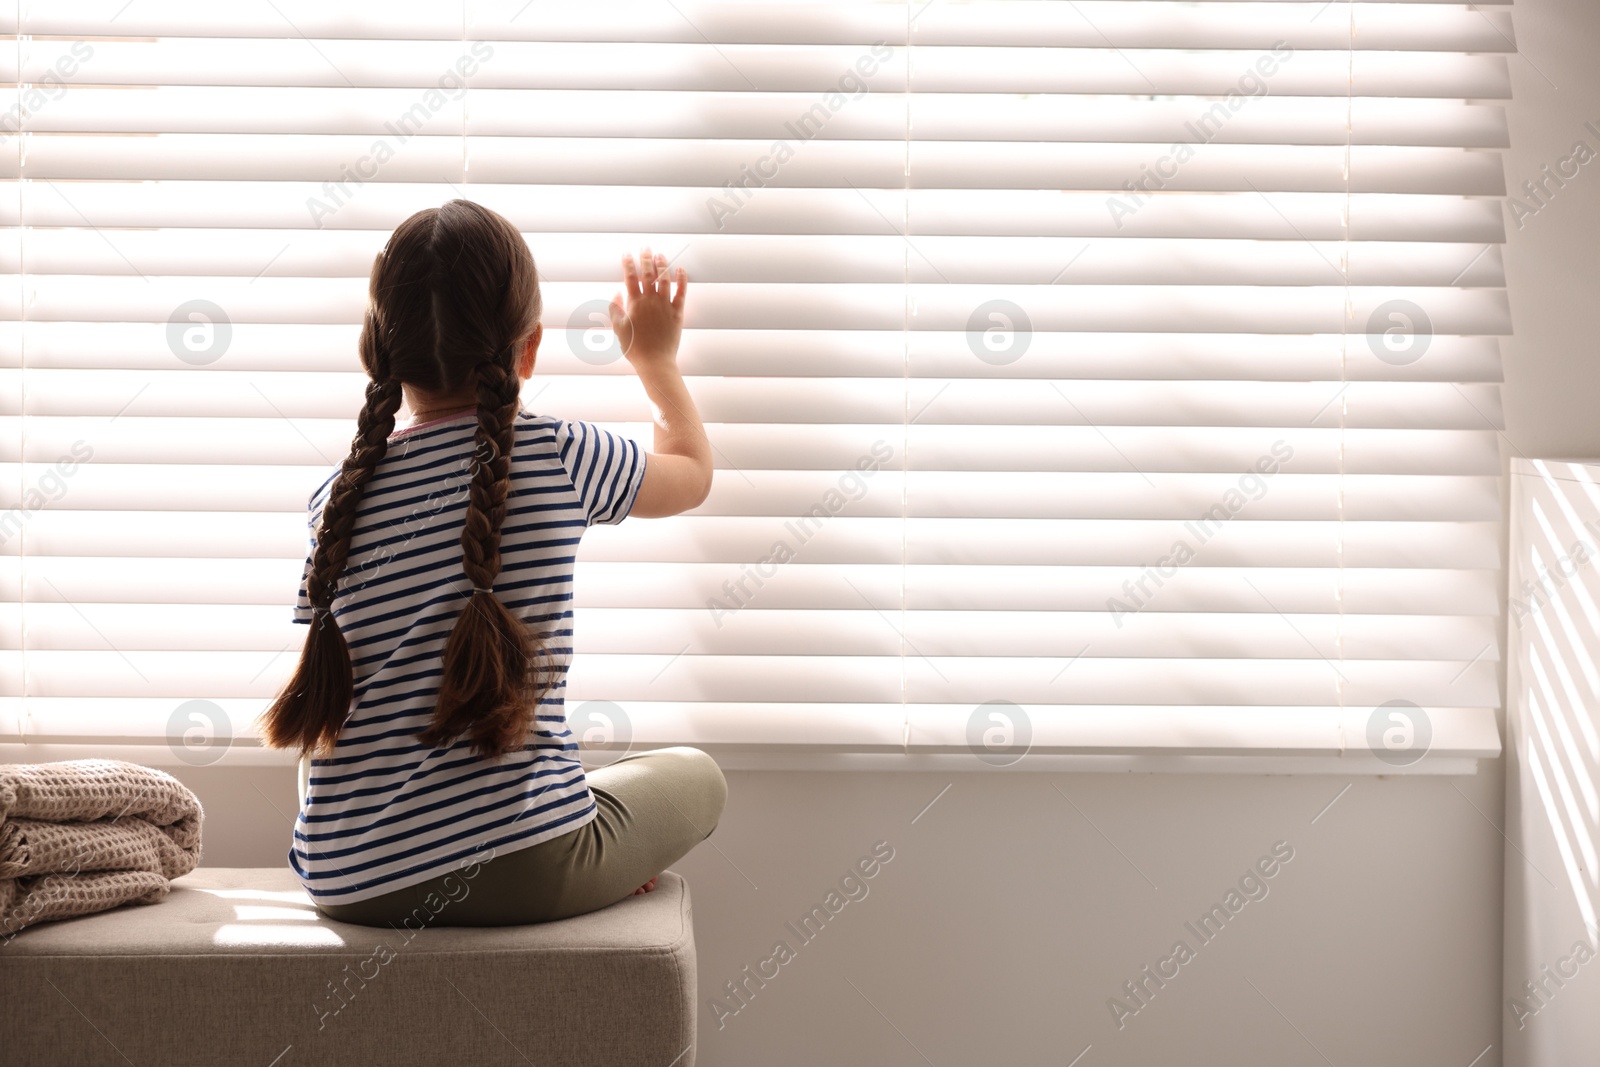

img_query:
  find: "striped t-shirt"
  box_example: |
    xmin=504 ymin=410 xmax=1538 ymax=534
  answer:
xmin=287 ymin=407 xmax=647 ymax=905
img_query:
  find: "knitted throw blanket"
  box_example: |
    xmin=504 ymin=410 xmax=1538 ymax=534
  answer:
xmin=0 ymin=760 xmax=203 ymax=937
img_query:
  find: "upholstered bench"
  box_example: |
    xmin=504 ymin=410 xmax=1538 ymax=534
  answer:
xmin=0 ymin=867 xmax=697 ymax=1067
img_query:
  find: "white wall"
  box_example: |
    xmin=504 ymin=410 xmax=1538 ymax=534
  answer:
xmin=174 ymin=2 xmax=1600 ymax=1064
xmin=1500 ymin=0 xmax=1600 ymax=462
xmin=1504 ymin=464 xmax=1600 ymax=1063
xmin=1499 ymin=0 xmax=1600 ymax=1062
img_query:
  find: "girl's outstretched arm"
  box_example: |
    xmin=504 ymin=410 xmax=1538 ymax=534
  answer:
xmin=611 ymin=247 xmax=713 ymax=518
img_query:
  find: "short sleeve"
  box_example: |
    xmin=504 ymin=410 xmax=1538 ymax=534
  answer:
xmin=555 ymin=418 xmax=648 ymax=526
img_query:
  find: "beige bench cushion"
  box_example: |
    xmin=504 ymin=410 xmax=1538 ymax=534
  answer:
xmin=0 ymin=866 xmax=696 ymax=1067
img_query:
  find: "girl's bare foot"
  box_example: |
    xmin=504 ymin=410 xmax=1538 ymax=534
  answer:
xmin=631 ymin=876 xmax=658 ymax=896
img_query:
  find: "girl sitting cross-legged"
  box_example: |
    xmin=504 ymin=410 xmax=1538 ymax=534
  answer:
xmin=261 ymin=199 xmax=726 ymax=927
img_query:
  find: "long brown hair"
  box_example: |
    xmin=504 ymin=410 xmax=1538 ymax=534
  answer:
xmin=260 ymin=199 xmax=550 ymax=761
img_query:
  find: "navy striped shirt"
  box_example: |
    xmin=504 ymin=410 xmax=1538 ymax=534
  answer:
xmin=287 ymin=408 xmax=647 ymax=904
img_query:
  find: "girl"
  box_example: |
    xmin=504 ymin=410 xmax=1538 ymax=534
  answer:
xmin=261 ymin=199 xmax=726 ymax=926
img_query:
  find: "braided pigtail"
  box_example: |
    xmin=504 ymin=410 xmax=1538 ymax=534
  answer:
xmin=260 ymin=311 xmax=404 ymax=757
xmin=418 ymin=357 xmax=553 ymax=759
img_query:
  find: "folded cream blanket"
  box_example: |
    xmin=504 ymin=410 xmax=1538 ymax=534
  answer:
xmin=0 ymin=760 xmax=203 ymax=937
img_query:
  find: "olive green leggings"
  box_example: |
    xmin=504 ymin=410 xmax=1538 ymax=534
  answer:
xmin=313 ymin=747 xmax=727 ymax=927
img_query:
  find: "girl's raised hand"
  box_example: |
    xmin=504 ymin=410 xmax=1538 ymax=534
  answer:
xmin=609 ymin=247 xmax=687 ymax=367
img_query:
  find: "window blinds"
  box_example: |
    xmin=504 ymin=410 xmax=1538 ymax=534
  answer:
xmin=0 ymin=1 xmax=1510 ymax=768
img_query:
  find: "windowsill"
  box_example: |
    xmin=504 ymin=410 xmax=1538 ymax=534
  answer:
xmin=660 ymin=749 xmax=1495 ymax=776
xmin=0 ymin=707 xmax=1502 ymax=776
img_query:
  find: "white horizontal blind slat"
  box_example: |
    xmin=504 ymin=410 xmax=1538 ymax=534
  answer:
xmin=18 ymin=39 xmax=1516 ymax=99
